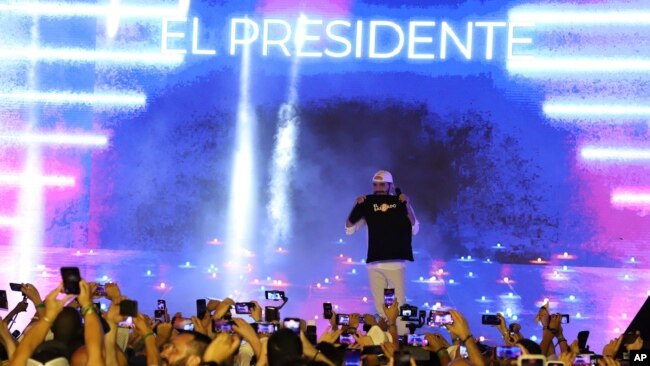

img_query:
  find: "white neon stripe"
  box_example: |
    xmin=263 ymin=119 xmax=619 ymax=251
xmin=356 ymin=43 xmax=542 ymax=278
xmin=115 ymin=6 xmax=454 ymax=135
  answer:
xmin=544 ymin=103 xmax=650 ymax=117
xmin=508 ymin=59 xmax=650 ymax=73
xmin=0 ymin=174 xmax=75 ymax=187
xmin=581 ymin=147 xmax=650 ymax=161
xmin=0 ymin=91 xmax=146 ymax=107
xmin=612 ymin=192 xmax=650 ymax=204
xmin=0 ymin=216 xmax=20 ymax=228
xmin=0 ymin=2 xmax=188 ymax=18
xmin=510 ymin=11 xmax=650 ymax=24
xmin=0 ymin=48 xmax=184 ymax=65
xmin=0 ymin=133 xmax=108 ymax=147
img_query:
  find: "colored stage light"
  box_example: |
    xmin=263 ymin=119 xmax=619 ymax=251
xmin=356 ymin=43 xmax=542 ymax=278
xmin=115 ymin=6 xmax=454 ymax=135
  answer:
xmin=0 ymin=174 xmax=75 ymax=187
xmin=0 ymin=1 xmax=189 ymax=18
xmin=0 ymin=48 xmax=184 ymax=65
xmin=581 ymin=147 xmax=650 ymax=161
xmin=544 ymin=103 xmax=650 ymax=117
xmin=508 ymin=59 xmax=650 ymax=74
xmin=0 ymin=91 xmax=146 ymax=107
xmin=509 ymin=10 xmax=650 ymax=25
xmin=612 ymin=192 xmax=650 ymax=205
xmin=0 ymin=132 xmax=108 ymax=147
xmin=0 ymin=216 xmax=20 ymax=227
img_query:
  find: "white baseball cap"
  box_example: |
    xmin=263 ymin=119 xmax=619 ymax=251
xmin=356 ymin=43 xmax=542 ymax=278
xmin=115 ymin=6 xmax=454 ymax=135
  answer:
xmin=372 ymin=170 xmax=393 ymax=184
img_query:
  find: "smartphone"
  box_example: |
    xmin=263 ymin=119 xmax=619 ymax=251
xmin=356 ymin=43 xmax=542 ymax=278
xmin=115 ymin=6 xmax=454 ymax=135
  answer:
xmin=482 ymin=314 xmax=501 ymax=325
xmin=384 ymin=288 xmax=395 ymax=307
xmin=429 ymin=311 xmax=453 ymax=327
xmin=323 ymin=302 xmax=333 ymax=319
xmin=336 ymin=313 xmax=350 ymax=326
xmin=213 ymin=319 xmax=234 ymax=333
xmin=283 ymin=318 xmax=301 ymax=334
xmin=119 ymin=300 xmax=138 ymax=317
xmin=545 ymin=362 xmax=566 ymax=366
xmin=60 ymin=267 xmax=81 ymax=295
xmin=173 ymin=317 xmax=195 ymax=331
xmin=496 ymin=346 xmax=522 ymax=360
xmin=256 ymin=322 xmax=277 ymax=334
xmin=407 ymin=334 xmax=428 ymax=347
xmin=157 ymin=299 xmax=167 ymax=311
xmin=0 ymin=290 xmax=7 ymax=310
xmin=573 ymin=354 xmax=591 ymax=366
xmin=344 ymin=349 xmax=362 ymax=366
xmin=560 ymin=314 xmax=569 ymax=324
xmin=339 ymin=333 xmax=356 ymax=345
xmin=9 ymin=283 xmax=22 ymax=292
xmin=460 ymin=345 xmax=468 ymax=358
xmin=235 ymin=302 xmax=255 ymax=314
xmin=518 ymin=355 xmax=546 ymax=366
xmin=196 ymin=299 xmax=207 ymax=319
xmin=93 ymin=302 xmax=101 ymax=313
xmin=94 ymin=284 xmax=106 ymax=297
xmin=265 ymin=290 xmax=285 ymax=301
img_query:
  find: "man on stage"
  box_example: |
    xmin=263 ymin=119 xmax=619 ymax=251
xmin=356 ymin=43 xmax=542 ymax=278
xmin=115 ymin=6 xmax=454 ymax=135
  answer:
xmin=345 ymin=170 xmax=419 ymax=332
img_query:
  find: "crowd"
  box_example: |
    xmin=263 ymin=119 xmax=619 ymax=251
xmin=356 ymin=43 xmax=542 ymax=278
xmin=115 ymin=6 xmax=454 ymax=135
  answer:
xmin=0 ymin=277 xmax=644 ymax=366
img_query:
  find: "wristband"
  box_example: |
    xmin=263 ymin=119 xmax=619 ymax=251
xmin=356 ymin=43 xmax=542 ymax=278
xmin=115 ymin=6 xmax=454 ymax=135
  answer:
xmin=143 ymin=332 xmax=155 ymax=341
xmin=461 ymin=334 xmax=473 ymax=343
xmin=81 ymin=305 xmax=96 ymax=316
xmin=36 ymin=303 xmax=46 ymax=309
xmin=42 ymin=316 xmax=53 ymax=324
xmin=557 ymin=338 xmax=567 ymax=343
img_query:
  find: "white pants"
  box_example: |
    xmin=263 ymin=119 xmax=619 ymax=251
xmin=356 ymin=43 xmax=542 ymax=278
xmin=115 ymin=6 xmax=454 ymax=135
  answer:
xmin=367 ymin=261 xmax=408 ymax=334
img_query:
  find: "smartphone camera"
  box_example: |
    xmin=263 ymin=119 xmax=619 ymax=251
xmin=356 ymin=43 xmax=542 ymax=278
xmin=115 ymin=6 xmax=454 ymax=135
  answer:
xmin=60 ymin=267 xmax=81 ymax=295
xmin=336 ymin=314 xmax=350 ymax=326
xmin=339 ymin=333 xmax=356 ymax=345
xmin=429 ymin=311 xmax=453 ymax=327
xmin=283 ymin=318 xmax=301 ymax=334
xmin=265 ymin=290 xmax=285 ymax=301
xmin=323 ymin=302 xmax=333 ymax=319
xmin=407 ymin=334 xmax=428 ymax=347
xmin=173 ymin=317 xmax=195 ymax=332
xmin=384 ymin=288 xmax=395 ymax=307
xmin=482 ymin=314 xmax=501 ymax=325
xmin=256 ymin=322 xmax=277 ymax=334
xmin=235 ymin=302 xmax=254 ymax=314
xmin=399 ymin=304 xmax=418 ymax=318
xmin=496 ymin=346 xmax=522 ymax=360
xmin=213 ymin=319 xmax=234 ymax=333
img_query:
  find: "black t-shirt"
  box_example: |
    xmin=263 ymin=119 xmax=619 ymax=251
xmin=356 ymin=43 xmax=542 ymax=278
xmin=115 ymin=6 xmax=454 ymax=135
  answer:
xmin=347 ymin=194 xmax=414 ymax=263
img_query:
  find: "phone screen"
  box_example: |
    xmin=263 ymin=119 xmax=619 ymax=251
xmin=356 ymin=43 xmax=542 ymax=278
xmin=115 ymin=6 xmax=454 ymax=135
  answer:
xmin=119 ymin=300 xmax=138 ymax=317
xmin=94 ymin=284 xmax=106 ymax=297
xmin=9 ymin=283 xmax=22 ymax=292
xmin=157 ymin=299 xmax=167 ymax=310
xmin=265 ymin=290 xmax=284 ymax=300
xmin=336 ymin=314 xmax=350 ymax=326
xmin=60 ymin=267 xmax=81 ymax=295
xmin=283 ymin=318 xmax=301 ymax=334
xmin=407 ymin=334 xmax=428 ymax=347
xmin=256 ymin=322 xmax=277 ymax=334
xmin=574 ymin=354 xmax=591 ymax=365
xmin=344 ymin=350 xmax=361 ymax=366
xmin=173 ymin=317 xmax=195 ymax=331
xmin=196 ymin=299 xmax=207 ymax=319
xmin=213 ymin=320 xmax=233 ymax=333
xmin=339 ymin=333 xmax=356 ymax=345
xmin=0 ymin=290 xmax=8 ymax=310
xmin=430 ymin=311 xmax=453 ymax=327
xmin=384 ymin=288 xmax=395 ymax=307
xmin=323 ymin=303 xmax=333 ymax=319
xmin=496 ymin=346 xmax=522 ymax=360
xmin=235 ymin=302 xmax=252 ymax=314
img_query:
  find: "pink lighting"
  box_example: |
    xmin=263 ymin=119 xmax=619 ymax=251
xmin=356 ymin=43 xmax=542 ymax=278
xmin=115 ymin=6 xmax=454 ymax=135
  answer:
xmin=611 ymin=189 xmax=650 ymax=208
xmin=0 ymin=174 xmax=75 ymax=187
